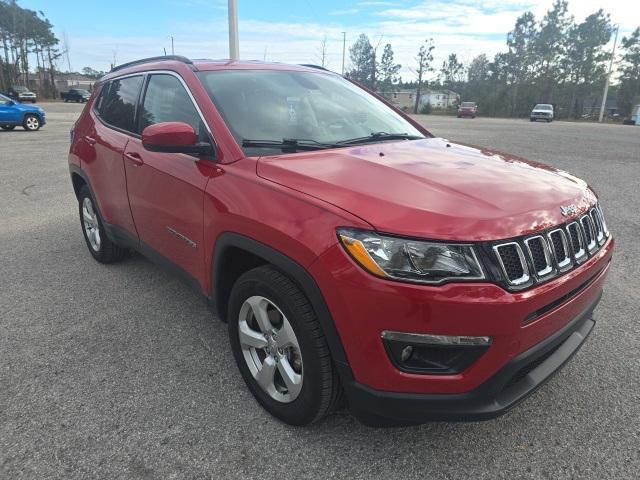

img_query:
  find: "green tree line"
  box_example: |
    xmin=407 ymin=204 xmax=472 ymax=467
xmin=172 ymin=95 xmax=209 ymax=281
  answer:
xmin=0 ymin=0 xmax=61 ymax=97
xmin=346 ymin=0 xmax=640 ymax=118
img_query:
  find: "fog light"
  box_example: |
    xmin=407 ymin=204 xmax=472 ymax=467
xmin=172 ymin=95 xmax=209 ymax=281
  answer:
xmin=381 ymin=331 xmax=492 ymax=375
xmin=400 ymin=345 xmax=414 ymax=362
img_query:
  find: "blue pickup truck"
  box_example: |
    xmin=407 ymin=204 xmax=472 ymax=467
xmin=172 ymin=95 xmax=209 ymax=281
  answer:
xmin=0 ymin=93 xmax=46 ymax=131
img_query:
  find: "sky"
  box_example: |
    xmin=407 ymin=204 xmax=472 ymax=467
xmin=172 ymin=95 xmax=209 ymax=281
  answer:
xmin=18 ymin=0 xmax=640 ymax=80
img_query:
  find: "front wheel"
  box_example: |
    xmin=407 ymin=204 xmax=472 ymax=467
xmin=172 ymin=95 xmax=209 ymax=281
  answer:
xmin=228 ymin=265 xmax=341 ymax=425
xmin=22 ymin=114 xmax=41 ymax=131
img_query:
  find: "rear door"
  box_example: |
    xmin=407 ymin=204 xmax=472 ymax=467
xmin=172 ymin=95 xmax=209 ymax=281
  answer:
xmin=86 ymin=76 xmax=143 ymax=237
xmin=123 ymin=72 xmax=216 ymax=286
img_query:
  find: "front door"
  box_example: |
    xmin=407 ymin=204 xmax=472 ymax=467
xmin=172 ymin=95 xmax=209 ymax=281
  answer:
xmin=0 ymin=95 xmax=19 ymax=123
xmin=123 ymin=73 xmax=216 ymax=287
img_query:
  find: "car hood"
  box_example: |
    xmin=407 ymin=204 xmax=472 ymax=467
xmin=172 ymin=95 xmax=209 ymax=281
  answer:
xmin=256 ymin=138 xmax=596 ymax=241
xmin=13 ymin=103 xmax=43 ymax=113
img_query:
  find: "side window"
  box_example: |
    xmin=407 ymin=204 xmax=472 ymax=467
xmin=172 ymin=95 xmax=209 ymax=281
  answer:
xmin=140 ymin=74 xmax=203 ymax=137
xmin=99 ymin=75 xmax=143 ymax=133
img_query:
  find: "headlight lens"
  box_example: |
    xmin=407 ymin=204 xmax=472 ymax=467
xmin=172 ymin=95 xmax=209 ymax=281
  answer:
xmin=337 ymin=228 xmax=485 ymax=284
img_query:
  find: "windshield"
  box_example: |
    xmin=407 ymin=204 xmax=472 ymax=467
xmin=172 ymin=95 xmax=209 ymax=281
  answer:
xmin=461 ymin=102 xmax=475 ymax=108
xmin=534 ymin=104 xmax=552 ymax=111
xmin=0 ymin=93 xmax=12 ymax=104
xmin=197 ymin=70 xmax=424 ymax=154
xmin=12 ymin=86 xmax=28 ymax=92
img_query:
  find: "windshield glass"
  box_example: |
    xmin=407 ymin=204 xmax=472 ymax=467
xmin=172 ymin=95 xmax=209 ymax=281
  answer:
xmin=461 ymin=102 xmax=475 ymax=107
xmin=197 ymin=70 xmax=424 ymax=154
xmin=0 ymin=93 xmax=12 ymax=104
xmin=534 ymin=104 xmax=552 ymax=110
xmin=12 ymin=86 xmax=28 ymax=92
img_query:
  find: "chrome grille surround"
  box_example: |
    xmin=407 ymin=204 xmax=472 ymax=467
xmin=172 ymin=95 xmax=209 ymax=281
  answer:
xmin=567 ymin=221 xmax=587 ymax=263
xmin=492 ymin=203 xmax=610 ymax=290
xmin=524 ymin=235 xmax=555 ymax=280
xmin=547 ymin=228 xmax=572 ymax=272
xmin=580 ymin=215 xmax=598 ymax=254
xmin=492 ymin=242 xmax=530 ymax=287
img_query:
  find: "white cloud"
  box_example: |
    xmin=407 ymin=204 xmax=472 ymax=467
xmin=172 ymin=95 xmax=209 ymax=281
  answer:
xmin=61 ymin=0 xmax=639 ymax=80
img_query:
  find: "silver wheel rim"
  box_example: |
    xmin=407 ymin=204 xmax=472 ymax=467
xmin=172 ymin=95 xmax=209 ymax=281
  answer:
xmin=82 ymin=197 xmax=101 ymax=251
xmin=238 ymin=296 xmax=303 ymax=403
xmin=25 ymin=117 xmax=38 ymax=130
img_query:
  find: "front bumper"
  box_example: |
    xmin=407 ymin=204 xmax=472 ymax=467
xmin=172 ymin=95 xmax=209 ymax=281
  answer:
xmin=343 ymin=291 xmax=599 ymax=425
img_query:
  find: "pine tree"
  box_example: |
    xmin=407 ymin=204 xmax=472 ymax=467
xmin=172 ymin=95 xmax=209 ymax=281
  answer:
xmin=378 ymin=43 xmax=400 ymax=98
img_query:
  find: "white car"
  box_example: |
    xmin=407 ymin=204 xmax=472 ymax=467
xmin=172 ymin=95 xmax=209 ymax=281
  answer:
xmin=530 ymin=104 xmax=554 ymax=122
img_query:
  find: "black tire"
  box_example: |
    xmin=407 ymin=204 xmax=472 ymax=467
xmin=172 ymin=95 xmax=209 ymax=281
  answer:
xmin=78 ymin=185 xmax=128 ymax=263
xmin=1 ymin=125 xmax=16 ymax=131
xmin=530 ymin=118 xmax=535 ymax=122
xmin=22 ymin=114 xmax=41 ymax=131
xmin=64 ymin=98 xmax=68 ymax=103
xmin=228 ymin=265 xmax=341 ymax=426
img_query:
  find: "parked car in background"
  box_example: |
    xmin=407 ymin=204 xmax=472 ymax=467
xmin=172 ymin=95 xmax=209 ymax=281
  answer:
xmin=6 ymin=85 xmax=37 ymax=103
xmin=530 ymin=104 xmax=554 ymax=122
xmin=69 ymin=56 xmax=613 ymax=426
xmin=0 ymin=93 xmax=46 ymax=131
xmin=457 ymin=101 xmax=477 ymax=118
xmin=61 ymin=89 xmax=91 ymax=103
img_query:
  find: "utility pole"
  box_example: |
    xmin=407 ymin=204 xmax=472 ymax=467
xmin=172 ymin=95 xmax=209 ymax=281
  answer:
xmin=228 ymin=0 xmax=239 ymax=60
xmin=341 ymin=32 xmax=346 ymax=75
xmin=599 ymin=24 xmax=619 ymax=123
xmin=171 ymin=36 xmax=174 ymax=55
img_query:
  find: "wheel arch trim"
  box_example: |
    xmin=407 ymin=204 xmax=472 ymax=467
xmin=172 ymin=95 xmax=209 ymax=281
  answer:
xmin=213 ymin=232 xmax=352 ymax=375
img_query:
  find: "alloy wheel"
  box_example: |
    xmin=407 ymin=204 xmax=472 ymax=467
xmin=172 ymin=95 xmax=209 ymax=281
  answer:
xmin=238 ymin=295 xmax=303 ymax=403
xmin=82 ymin=197 xmax=101 ymax=251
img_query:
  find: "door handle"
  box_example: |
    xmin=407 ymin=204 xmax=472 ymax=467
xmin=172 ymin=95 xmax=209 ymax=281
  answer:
xmin=84 ymin=135 xmax=96 ymax=146
xmin=124 ymin=152 xmax=144 ymax=166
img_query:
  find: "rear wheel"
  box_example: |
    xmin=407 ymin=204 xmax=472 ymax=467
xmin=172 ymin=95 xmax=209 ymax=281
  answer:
xmin=228 ymin=265 xmax=341 ymax=425
xmin=22 ymin=114 xmax=41 ymax=131
xmin=1 ymin=125 xmax=15 ymax=131
xmin=78 ymin=185 xmax=128 ymax=263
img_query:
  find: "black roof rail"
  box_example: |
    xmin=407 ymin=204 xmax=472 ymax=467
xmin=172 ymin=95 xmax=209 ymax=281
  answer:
xmin=299 ymin=64 xmax=331 ymax=72
xmin=110 ymin=55 xmax=193 ymax=73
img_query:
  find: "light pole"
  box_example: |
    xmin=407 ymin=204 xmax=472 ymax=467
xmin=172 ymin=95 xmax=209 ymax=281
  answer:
xmin=599 ymin=24 xmax=619 ymax=123
xmin=228 ymin=0 xmax=239 ymax=60
xmin=341 ymin=32 xmax=346 ymax=75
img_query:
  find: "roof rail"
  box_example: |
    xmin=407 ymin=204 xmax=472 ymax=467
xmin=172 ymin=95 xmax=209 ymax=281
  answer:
xmin=110 ymin=55 xmax=193 ymax=73
xmin=299 ymin=64 xmax=330 ymax=72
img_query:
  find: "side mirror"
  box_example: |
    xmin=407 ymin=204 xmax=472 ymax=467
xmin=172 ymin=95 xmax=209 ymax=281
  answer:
xmin=141 ymin=122 xmax=213 ymax=156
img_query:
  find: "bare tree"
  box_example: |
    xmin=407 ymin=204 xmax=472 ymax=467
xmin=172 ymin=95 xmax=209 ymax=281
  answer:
xmin=316 ymin=35 xmax=328 ymax=68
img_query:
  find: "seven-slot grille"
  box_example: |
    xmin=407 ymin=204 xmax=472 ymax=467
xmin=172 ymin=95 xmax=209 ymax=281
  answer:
xmin=492 ymin=204 xmax=609 ymax=290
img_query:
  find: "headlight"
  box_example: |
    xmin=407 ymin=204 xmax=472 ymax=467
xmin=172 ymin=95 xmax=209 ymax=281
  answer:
xmin=337 ymin=228 xmax=485 ymax=284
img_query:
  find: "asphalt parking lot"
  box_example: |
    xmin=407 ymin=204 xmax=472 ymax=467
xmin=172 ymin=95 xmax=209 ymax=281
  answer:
xmin=1 ymin=103 xmax=639 ymax=479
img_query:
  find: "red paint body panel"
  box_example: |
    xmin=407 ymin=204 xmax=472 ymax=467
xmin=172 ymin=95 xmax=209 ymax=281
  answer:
xmin=142 ymin=122 xmax=197 ymax=148
xmin=84 ymin=112 xmax=138 ymax=235
xmin=70 ymin=59 xmax=614 ymax=406
xmin=124 ymin=137 xmax=216 ymax=285
xmin=257 ymin=138 xmax=596 ymax=241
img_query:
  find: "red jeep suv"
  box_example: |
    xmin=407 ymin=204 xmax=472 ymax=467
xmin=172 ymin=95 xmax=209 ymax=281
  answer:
xmin=68 ymin=56 xmax=614 ymax=426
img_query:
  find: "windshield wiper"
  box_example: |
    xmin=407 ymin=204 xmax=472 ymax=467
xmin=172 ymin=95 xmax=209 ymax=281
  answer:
xmin=334 ymin=131 xmax=425 ymax=146
xmin=242 ymin=138 xmax=340 ymax=152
